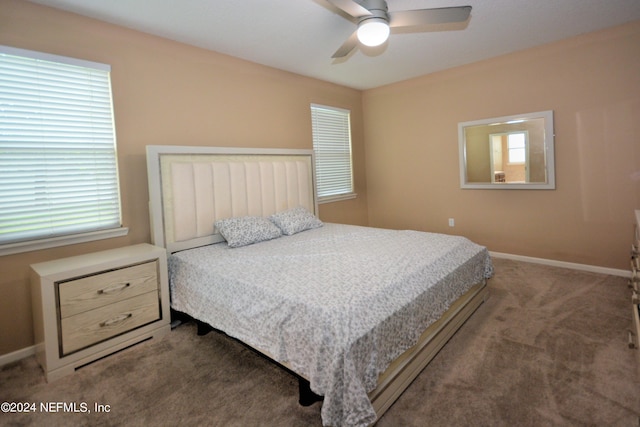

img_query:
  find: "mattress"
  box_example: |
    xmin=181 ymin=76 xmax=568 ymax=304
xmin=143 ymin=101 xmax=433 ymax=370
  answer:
xmin=168 ymin=223 xmax=493 ymax=426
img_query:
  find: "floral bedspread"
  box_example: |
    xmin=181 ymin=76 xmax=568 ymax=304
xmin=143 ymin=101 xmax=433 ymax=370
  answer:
xmin=168 ymin=223 xmax=493 ymax=426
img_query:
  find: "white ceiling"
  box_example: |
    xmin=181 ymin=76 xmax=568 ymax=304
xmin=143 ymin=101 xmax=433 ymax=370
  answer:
xmin=28 ymin=0 xmax=640 ymax=90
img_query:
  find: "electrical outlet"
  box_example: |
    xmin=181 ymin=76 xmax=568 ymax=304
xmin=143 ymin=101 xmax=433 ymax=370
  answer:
xmin=448 ymin=218 xmax=455 ymax=227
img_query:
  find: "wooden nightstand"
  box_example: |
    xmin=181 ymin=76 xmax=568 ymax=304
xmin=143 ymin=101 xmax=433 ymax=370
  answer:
xmin=30 ymin=243 xmax=171 ymax=382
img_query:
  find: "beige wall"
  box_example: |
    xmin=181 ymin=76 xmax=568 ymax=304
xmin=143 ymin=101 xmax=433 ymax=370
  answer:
xmin=363 ymin=20 xmax=640 ymax=271
xmin=0 ymin=0 xmax=368 ymax=355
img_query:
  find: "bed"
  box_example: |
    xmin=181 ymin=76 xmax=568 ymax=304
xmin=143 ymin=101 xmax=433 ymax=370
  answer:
xmin=146 ymin=145 xmax=493 ymax=426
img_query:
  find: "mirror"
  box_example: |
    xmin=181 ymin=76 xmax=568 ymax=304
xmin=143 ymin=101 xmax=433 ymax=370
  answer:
xmin=458 ymin=110 xmax=555 ymax=189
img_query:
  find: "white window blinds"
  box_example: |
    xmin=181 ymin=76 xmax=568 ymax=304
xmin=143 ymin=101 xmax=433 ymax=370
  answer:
xmin=0 ymin=46 xmax=123 ymax=249
xmin=310 ymin=104 xmax=354 ymax=201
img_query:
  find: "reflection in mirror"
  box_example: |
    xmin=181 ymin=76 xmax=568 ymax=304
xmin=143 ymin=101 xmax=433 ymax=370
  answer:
xmin=458 ymin=110 xmax=555 ymax=189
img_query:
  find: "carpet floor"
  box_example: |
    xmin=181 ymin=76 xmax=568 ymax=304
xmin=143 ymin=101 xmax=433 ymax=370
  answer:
xmin=1 ymin=258 xmax=639 ymax=426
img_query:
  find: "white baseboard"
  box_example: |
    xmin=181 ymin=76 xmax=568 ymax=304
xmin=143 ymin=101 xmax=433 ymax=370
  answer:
xmin=0 ymin=345 xmax=35 ymax=367
xmin=0 ymin=253 xmax=629 ymax=366
xmin=490 ymin=251 xmax=629 ymax=278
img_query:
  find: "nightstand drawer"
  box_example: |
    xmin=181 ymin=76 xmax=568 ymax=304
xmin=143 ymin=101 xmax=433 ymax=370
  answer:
xmin=59 ymin=261 xmax=158 ymax=318
xmin=60 ymin=291 xmax=160 ymax=355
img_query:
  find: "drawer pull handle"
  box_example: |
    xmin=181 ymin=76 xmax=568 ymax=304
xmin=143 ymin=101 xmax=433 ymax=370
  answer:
xmin=97 ymin=282 xmax=130 ymax=295
xmin=100 ymin=313 xmax=133 ymax=327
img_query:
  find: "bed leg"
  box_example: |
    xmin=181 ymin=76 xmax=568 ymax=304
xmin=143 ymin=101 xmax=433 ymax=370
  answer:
xmin=298 ymin=378 xmax=323 ymax=406
xmin=196 ymin=319 xmax=213 ymax=336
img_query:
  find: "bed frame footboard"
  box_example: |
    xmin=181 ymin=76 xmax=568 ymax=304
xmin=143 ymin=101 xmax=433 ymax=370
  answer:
xmin=180 ymin=281 xmax=487 ymax=421
xmin=369 ymin=281 xmax=487 ymax=418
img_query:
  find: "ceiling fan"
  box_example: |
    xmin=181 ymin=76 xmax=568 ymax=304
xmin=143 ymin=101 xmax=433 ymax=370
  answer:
xmin=327 ymin=0 xmax=472 ymax=58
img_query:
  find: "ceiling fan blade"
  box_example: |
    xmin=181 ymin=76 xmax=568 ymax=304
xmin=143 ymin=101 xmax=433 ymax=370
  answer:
xmin=326 ymin=0 xmax=373 ymax=18
xmin=332 ymin=31 xmax=359 ymax=58
xmin=389 ymin=6 xmax=471 ymax=28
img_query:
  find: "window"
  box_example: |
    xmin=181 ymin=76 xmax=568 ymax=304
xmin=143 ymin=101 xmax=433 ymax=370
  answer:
xmin=310 ymin=104 xmax=355 ymax=202
xmin=0 ymin=46 xmax=126 ymax=256
xmin=507 ymin=132 xmax=526 ymax=164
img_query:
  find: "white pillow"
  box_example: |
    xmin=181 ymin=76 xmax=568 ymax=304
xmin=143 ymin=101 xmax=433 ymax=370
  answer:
xmin=268 ymin=206 xmax=323 ymax=236
xmin=214 ymin=216 xmax=282 ymax=247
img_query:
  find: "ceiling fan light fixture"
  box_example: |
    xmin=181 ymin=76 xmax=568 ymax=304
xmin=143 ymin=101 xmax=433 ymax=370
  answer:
xmin=357 ymin=17 xmax=390 ymax=47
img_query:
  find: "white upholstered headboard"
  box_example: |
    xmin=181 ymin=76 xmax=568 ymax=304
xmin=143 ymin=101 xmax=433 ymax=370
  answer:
xmin=146 ymin=145 xmax=318 ymax=253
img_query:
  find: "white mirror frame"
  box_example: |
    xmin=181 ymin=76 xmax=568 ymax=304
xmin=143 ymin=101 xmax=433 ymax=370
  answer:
xmin=458 ymin=110 xmax=556 ymax=190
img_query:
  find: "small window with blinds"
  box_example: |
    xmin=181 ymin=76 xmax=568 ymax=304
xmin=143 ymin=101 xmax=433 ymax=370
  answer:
xmin=0 ymin=46 xmax=126 ymax=255
xmin=310 ymin=104 xmax=355 ymax=202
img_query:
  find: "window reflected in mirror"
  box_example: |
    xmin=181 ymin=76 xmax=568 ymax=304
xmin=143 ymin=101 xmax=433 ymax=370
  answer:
xmin=458 ymin=111 xmax=555 ymax=189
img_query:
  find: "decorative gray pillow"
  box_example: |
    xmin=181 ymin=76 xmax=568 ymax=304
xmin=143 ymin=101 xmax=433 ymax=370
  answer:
xmin=214 ymin=216 xmax=282 ymax=248
xmin=269 ymin=206 xmax=323 ymax=236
